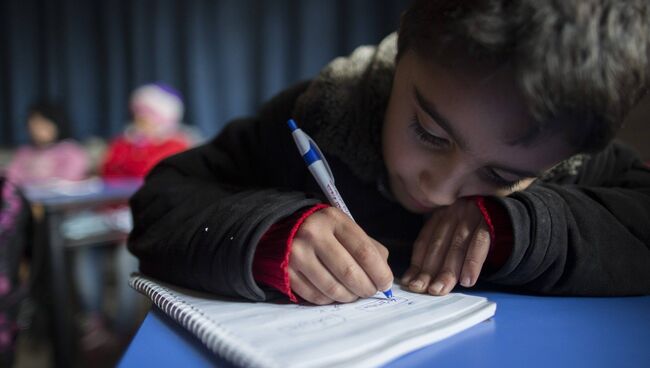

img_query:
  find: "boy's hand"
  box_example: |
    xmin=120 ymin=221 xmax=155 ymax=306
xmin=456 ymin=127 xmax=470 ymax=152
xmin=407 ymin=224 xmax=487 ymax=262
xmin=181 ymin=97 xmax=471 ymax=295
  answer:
xmin=401 ymin=198 xmax=490 ymax=296
xmin=289 ymin=207 xmax=393 ymax=305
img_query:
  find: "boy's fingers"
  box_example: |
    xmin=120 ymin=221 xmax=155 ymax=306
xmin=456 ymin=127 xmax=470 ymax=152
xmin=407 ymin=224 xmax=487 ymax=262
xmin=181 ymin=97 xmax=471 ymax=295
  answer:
xmin=403 ymin=214 xmax=442 ymax=286
xmin=400 ymin=264 xmax=421 ymax=286
xmin=418 ymin=215 xmax=455 ymax=281
xmin=408 ymin=272 xmax=433 ymax=293
xmin=407 ymin=213 xmax=454 ymax=293
xmin=334 ymin=219 xmax=394 ymax=292
xmin=316 ymin=234 xmax=378 ymax=298
xmin=289 ymin=268 xmax=334 ymax=305
xmin=460 ymin=222 xmax=491 ymax=287
xmin=289 ymin=236 xmax=362 ymax=303
xmin=429 ymin=220 xmax=473 ymax=296
xmin=304 ymin=267 xmax=359 ymax=303
xmin=402 ymin=247 xmax=425 ymax=285
xmin=411 ymin=214 xmax=439 ymax=261
xmin=370 ymin=239 xmax=389 ymax=261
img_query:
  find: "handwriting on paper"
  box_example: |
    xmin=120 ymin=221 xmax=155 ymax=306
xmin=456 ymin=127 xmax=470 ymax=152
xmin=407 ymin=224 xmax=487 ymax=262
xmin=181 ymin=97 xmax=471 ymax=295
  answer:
xmin=356 ymin=297 xmax=409 ymax=311
xmin=279 ymin=314 xmax=346 ymax=335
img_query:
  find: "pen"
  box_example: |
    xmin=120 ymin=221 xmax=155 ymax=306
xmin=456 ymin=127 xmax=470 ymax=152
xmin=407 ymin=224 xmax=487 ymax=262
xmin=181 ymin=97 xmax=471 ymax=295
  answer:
xmin=287 ymin=118 xmax=393 ymax=299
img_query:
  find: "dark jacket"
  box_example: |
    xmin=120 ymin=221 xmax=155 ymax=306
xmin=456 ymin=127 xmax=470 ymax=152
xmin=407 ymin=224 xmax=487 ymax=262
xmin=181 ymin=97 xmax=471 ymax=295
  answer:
xmin=128 ymin=34 xmax=650 ymax=300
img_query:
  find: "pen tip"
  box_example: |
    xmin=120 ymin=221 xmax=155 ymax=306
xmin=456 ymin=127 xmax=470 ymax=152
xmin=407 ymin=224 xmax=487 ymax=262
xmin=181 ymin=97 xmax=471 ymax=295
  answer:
xmin=383 ymin=289 xmax=393 ymax=299
xmin=287 ymin=119 xmax=298 ymax=131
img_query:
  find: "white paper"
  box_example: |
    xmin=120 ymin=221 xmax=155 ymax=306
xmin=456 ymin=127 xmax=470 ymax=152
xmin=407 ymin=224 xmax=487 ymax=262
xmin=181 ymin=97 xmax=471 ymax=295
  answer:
xmin=132 ymin=275 xmax=496 ymax=368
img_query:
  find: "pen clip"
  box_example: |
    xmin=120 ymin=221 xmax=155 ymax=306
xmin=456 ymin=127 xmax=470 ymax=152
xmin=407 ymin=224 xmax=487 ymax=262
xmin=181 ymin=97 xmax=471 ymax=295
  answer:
xmin=307 ymin=136 xmax=335 ymax=183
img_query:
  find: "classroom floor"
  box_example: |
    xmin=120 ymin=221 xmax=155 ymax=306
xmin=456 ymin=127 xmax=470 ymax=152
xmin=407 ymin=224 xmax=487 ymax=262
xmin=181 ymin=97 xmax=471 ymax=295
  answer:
xmin=14 ymin=327 xmax=53 ymax=368
xmin=10 ymin=262 xmax=150 ymax=368
xmin=14 ymin=325 xmax=129 ymax=368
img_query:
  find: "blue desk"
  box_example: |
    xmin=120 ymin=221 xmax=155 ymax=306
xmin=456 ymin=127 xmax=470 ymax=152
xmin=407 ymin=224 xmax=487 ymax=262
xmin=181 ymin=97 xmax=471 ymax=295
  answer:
xmin=120 ymin=291 xmax=650 ymax=367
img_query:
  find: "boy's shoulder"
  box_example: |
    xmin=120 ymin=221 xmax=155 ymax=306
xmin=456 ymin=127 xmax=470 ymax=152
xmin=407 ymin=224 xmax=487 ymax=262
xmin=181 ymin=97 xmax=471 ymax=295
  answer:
xmin=539 ymin=153 xmax=592 ymax=183
xmin=541 ymin=141 xmax=646 ymax=185
xmin=294 ymin=33 xmax=397 ymax=132
xmin=292 ymin=33 xmax=398 ymax=184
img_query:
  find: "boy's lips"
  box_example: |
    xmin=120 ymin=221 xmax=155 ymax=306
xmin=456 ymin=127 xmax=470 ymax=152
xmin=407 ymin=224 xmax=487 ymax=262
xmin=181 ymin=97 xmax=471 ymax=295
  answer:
xmin=393 ymin=176 xmax=436 ymax=212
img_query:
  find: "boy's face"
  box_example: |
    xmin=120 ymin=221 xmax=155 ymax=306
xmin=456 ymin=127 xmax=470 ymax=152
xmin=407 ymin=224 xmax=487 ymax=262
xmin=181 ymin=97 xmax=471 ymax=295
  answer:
xmin=382 ymin=50 xmax=574 ymax=213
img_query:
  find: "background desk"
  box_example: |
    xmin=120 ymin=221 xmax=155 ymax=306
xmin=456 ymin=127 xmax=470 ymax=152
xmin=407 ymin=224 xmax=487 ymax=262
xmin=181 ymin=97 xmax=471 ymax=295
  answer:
xmin=25 ymin=178 xmax=141 ymax=368
xmin=120 ymin=291 xmax=650 ymax=367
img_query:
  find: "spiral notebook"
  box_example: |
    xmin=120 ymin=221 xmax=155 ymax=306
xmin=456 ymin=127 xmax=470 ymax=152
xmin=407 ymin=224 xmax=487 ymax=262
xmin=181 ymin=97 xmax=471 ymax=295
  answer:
xmin=130 ymin=273 xmax=496 ymax=368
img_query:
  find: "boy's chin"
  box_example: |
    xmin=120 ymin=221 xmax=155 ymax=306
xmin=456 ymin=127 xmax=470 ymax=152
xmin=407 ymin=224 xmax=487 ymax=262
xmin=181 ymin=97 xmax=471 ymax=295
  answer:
xmin=399 ymin=197 xmax=438 ymax=214
xmin=396 ymin=190 xmax=438 ymax=214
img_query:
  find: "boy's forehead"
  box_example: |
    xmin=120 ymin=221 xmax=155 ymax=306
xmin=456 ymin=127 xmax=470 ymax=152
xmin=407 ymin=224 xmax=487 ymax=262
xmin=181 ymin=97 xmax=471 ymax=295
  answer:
xmin=404 ymin=51 xmax=534 ymax=144
xmin=399 ymin=50 xmax=575 ymax=170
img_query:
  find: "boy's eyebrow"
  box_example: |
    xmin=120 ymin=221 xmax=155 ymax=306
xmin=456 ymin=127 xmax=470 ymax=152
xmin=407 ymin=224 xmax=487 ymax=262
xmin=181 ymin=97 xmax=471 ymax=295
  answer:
xmin=413 ymin=86 xmax=468 ymax=150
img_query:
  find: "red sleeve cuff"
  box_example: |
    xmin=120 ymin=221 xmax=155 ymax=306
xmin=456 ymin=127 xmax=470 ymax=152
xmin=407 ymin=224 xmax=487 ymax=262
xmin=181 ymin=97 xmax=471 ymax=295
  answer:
xmin=252 ymin=203 xmax=329 ymax=302
xmin=473 ymin=196 xmax=513 ymax=273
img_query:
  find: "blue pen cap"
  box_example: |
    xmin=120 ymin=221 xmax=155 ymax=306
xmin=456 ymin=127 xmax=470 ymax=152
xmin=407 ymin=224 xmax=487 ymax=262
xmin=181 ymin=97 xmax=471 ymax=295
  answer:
xmin=287 ymin=119 xmax=298 ymax=132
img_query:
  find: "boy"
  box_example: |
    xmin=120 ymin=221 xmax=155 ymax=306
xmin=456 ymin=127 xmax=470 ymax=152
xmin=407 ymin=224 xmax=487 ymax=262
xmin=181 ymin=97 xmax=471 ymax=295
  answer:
xmin=128 ymin=0 xmax=650 ymax=305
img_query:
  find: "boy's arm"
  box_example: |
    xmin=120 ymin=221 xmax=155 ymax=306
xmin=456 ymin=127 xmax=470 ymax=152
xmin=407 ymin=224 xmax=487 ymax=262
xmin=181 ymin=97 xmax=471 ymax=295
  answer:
xmin=484 ymin=143 xmax=650 ymax=295
xmin=127 ymin=82 xmax=321 ymax=301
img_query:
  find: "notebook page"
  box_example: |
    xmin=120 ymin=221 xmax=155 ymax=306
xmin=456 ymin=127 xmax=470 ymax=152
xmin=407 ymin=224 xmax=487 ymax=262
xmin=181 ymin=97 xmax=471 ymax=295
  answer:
xmin=174 ymin=284 xmax=495 ymax=368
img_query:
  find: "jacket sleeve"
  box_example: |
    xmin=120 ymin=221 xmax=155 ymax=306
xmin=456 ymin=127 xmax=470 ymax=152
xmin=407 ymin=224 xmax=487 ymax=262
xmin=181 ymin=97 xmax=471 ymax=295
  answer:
xmin=127 ymin=82 xmax=321 ymax=301
xmin=485 ymin=143 xmax=650 ymax=296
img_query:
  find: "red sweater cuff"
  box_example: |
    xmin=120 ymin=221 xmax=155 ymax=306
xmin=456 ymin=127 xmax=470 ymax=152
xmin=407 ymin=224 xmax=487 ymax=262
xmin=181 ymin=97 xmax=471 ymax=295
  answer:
xmin=473 ymin=196 xmax=513 ymax=273
xmin=252 ymin=203 xmax=329 ymax=302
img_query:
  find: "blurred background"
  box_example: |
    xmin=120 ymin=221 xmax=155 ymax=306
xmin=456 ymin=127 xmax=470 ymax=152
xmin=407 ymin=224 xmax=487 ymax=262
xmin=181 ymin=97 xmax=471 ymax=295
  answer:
xmin=0 ymin=1 xmax=412 ymax=367
xmin=0 ymin=1 xmax=648 ymax=368
xmin=1 ymin=0 xmax=410 ymax=146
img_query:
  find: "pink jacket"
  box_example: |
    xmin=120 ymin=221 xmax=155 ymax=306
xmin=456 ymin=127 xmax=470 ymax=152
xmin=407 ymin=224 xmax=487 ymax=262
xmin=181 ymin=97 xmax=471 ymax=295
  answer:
xmin=6 ymin=140 xmax=89 ymax=185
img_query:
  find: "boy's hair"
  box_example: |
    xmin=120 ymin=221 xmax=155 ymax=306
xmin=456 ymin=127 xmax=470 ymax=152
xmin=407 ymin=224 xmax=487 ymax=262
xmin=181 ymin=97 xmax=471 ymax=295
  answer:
xmin=398 ymin=0 xmax=650 ymax=153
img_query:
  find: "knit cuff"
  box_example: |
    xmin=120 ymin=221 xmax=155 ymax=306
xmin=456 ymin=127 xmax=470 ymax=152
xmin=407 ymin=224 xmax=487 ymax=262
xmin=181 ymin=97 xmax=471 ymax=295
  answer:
xmin=252 ymin=203 xmax=329 ymax=302
xmin=473 ymin=196 xmax=513 ymax=273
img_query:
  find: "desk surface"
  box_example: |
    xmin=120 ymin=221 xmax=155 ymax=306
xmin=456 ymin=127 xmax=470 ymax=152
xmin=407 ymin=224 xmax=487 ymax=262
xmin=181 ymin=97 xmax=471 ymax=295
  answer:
xmin=23 ymin=177 xmax=141 ymax=208
xmin=120 ymin=291 xmax=650 ymax=367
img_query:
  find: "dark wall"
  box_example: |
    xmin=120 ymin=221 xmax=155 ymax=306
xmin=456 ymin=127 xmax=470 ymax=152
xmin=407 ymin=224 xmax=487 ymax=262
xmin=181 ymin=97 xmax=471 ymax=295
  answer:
xmin=0 ymin=0 xmax=410 ymax=146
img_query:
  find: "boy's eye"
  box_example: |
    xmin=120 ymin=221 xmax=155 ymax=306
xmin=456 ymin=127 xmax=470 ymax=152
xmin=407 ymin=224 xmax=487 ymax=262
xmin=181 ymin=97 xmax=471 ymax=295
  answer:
xmin=482 ymin=167 xmax=522 ymax=191
xmin=409 ymin=119 xmax=450 ymax=149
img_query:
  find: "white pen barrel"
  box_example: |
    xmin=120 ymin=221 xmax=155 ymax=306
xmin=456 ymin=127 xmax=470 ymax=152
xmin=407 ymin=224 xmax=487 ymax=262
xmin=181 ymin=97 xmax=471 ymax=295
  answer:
xmin=308 ymin=161 xmax=354 ymax=220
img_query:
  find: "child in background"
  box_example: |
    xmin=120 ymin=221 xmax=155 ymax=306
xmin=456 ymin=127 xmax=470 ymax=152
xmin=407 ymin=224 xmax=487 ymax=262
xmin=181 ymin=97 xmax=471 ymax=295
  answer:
xmin=76 ymin=83 xmax=191 ymax=353
xmin=128 ymin=0 xmax=650 ymax=305
xmin=101 ymin=83 xmax=190 ymax=179
xmin=6 ymin=102 xmax=89 ymax=185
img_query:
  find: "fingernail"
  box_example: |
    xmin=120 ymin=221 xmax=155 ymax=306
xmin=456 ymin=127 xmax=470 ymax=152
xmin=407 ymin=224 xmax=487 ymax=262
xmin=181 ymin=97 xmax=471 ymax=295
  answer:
xmin=461 ymin=277 xmax=471 ymax=287
xmin=431 ymin=281 xmax=444 ymax=294
xmin=410 ymin=280 xmax=424 ymax=290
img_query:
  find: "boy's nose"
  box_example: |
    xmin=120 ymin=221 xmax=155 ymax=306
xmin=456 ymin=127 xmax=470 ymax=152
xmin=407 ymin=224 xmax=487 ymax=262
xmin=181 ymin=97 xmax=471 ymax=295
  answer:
xmin=419 ymin=168 xmax=462 ymax=207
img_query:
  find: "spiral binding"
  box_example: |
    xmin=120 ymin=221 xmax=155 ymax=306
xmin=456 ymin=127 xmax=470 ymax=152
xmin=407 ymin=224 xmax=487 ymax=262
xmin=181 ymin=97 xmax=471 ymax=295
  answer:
xmin=130 ymin=274 xmax=279 ymax=368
